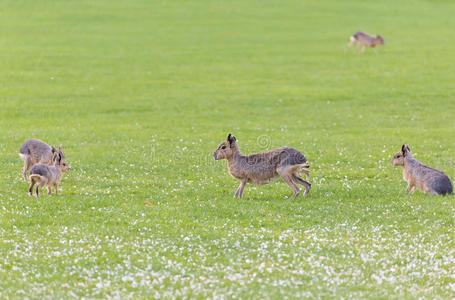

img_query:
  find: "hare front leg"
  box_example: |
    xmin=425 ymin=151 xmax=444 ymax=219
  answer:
xmin=234 ymin=180 xmax=247 ymax=199
xmin=406 ymin=183 xmax=415 ymax=194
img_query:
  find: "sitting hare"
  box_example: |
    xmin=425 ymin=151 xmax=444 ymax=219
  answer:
xmin=392 ymin=144 xmax=452 ymax=195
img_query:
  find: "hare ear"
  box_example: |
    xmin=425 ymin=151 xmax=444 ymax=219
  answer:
xmin=402 ymin=144 xmax=410 ymax=156
xmin=51 ymin=146 xmax=57 ymax=153
xmin=227 ymin=133 xmax=236 ymax=146
xmin=59 ymin=144 xmax=63 ymax=151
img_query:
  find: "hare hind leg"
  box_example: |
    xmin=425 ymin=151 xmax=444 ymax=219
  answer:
xmin=29 ymin=178 xmax=36 ymax=196
xmin=36 ymin=179 xmax=48 ymax=198
xmin=21 ymin=155 xmax=32 ymax=181
xmin=292 ymin=174 xmax=311 ymax=197
xmin=299 ymin=168 xmax=310 ymax=179
xmin=278 ymin=167 xmax=301 ymax=198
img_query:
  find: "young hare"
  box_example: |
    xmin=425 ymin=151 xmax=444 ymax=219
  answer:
xmin=29 ymin=151 xmax=70 ymax=198
xmin=213 ymin=134 xmax=311 ymax=199
xmin=346 ymin=31 xmax=384 ymax=54
xmin=19 ymin=139 xmax=67 ymax=180
xmin=392 ymin=144 xmax=452 ymax=195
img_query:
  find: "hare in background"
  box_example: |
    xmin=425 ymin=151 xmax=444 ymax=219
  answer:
xmin=346 ymin=31 xmax=384 ymax=54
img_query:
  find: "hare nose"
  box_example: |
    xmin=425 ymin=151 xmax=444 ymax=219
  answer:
xmin=213 ymin=152 xmax=217 ymax=160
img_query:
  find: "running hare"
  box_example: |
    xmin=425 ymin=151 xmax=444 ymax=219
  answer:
xmin=213 ymin=134 xmax=311 ymax=198
xmin=346 ymin=31 xmax=384 ymax=54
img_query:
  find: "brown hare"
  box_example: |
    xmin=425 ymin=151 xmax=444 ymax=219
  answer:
xmin=29 ymin=151 xmax=70 ymax=198
xmin=213 ymin=134 xmax=311 ymax=199
xmin=346 ymin=31 xmax=384 ymax=54
xmin=392 ymin=144 xmax=452 ymax=195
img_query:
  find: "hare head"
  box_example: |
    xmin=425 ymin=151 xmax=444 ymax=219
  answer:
xmin=51 ymin=146 xmax=70 ymax=172
xmin=391 ymin=144 xmax=410 ymax=166
xmin=213 ymin=133 xmax=238 ymax=160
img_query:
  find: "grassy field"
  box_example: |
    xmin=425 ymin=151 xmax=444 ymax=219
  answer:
xmin=1 ymin=0 xmax=455 ymax=298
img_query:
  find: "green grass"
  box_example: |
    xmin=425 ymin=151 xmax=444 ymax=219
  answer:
xmin=1 ymin=0 xmax=455 ymax=298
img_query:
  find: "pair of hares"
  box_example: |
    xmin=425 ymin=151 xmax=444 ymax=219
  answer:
xmin=214 ymin=135 xmax=452 ymax=198
xmin=19 ymin=139 xmax=70 ymax=197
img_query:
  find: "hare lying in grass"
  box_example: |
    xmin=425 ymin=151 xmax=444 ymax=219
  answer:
xmin=213 ymin=134 xmax=311 ymax=199
xmin=19 ymin=139 xmax=67 ymax=181
xmin=346 ymin=31 xmax=384 ymax=54
xmin=392 ymin=144 xmax=452 ymax=195
xmin=29 ymin=151 xmax=70 ymax=198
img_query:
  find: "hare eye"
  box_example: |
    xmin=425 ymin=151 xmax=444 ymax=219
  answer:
xmin=397 ymin=155 xmax=401 ymax=158
xmin=221 ymin=145 xmax=226 ymax=150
